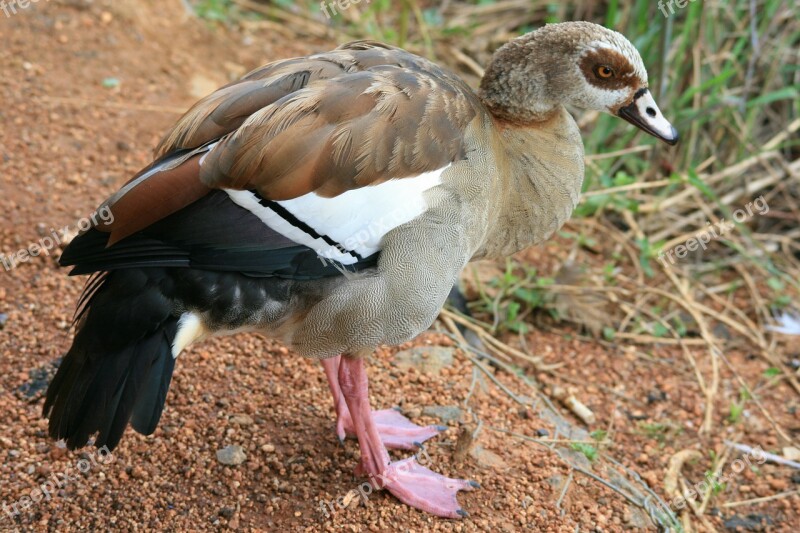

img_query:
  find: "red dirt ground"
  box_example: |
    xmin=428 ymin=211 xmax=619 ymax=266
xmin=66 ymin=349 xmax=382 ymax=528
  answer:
xmin=1 ymin=1 xmax=797 ymax=531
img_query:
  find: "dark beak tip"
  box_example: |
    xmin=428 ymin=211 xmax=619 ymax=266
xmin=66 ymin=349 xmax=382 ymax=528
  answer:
xmin=664 ymin=125 xmax=680 ymax=146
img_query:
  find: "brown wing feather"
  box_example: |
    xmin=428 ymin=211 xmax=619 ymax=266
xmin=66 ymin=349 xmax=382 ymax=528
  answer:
xmin=156 ymin=41 xmax=483 ymax=201
xmin=100 ymin=155 xmax=210 ymax=246
xmin=98 ymin=42 xmax=483 ymax=247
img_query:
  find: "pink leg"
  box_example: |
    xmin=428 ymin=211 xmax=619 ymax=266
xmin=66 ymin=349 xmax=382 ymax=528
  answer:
xmin=322 ymin=356 xmax=350 ymax=443
xmin=337 ymin=355 xmax=477 ymax=518
xmin=321 ymin=356 xmax=445 ymax=450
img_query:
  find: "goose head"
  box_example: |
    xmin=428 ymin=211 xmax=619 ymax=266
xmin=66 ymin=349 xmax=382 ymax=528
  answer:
xmin=479 ymin=21 xmax=679 ymax=145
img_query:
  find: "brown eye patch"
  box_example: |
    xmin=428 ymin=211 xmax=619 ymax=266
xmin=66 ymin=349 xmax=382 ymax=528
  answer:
xmin=580 ymin=48 xmax=636 ymax=90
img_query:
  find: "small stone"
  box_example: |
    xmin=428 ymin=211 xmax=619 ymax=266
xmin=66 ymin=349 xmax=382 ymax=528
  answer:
xmin=768 ymin=478 xmax=788 ymax=491
xmin=218 ymin=507 xmax=235 ymax=519
xmin=622 ymin=508 xmax=633 ymax=523
xmin=421 ymin=405 xmax=462 ymax=423
xmin=783 ymin=446 xmax=800 ymax=462
xmin=261 ymin=444 xmax=275 ymax=453
xmin=229 ymin=414 xmax=254 ymax=426
xmin=0 ymin=313 xmax=8 ymax=330
xmin=394 ymin=347 xmax=455 ymax=375
xmin=535 ymin=428 xmax=550 ymax=437
xmin=404 ymin=407 xmax=421 ymax=419
xmin=216 ymin=445 xmax=246 ymax=466
xmin=470 ymin=446 xmax=509 ymax=470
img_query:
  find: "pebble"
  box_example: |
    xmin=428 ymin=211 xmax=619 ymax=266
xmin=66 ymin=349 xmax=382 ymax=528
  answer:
xmin=783 ymin=446 xmax=800 ymax=462
xmin=228 ymin=414 xmax=254 ymax=426
xmin=421 ymin=405 xmax=462 ymax=423
xmin=470 ymin=445 xmax=509 ymax=470
xmin=768 ymin=478 xmax=788 ymax=491
xmin=216 ymin=445 xmax=246 ymax=466
xmin=394 ymin=346 xmax=455 ymax=375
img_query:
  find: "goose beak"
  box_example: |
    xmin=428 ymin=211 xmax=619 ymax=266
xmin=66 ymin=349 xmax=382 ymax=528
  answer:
xmin=617 ymin=88 xmax=679 ymax=145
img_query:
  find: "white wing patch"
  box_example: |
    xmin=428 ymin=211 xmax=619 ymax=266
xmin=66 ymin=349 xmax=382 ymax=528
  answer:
xmin=225 ymin=166 xmax=447 ymax=265
xmin=225 ymin=189 xmax=357 ymax=264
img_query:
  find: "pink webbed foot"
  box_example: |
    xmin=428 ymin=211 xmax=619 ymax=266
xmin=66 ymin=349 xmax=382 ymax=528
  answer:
xmin=336 ymin=355 xmax=478 ymax=518
xmin=376 ymin=457 xmax=479 ymax=518
xmin=343 ymin=408 xmax=446 ymax=450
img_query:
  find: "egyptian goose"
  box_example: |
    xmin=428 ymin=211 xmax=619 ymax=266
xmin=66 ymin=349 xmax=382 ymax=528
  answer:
xmin=43 ymin=21 xmax=677 ymax=518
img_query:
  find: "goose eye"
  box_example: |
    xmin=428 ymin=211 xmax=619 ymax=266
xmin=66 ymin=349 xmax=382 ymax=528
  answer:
xmin=595 ymin=66 xmax=615 ymax=79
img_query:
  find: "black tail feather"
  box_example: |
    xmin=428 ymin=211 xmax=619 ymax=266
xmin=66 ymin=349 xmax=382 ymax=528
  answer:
xmin=130 ymin=325 xmax=178 ymax=436
xmin=43 ymin=269 xmax=179 ymax=451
